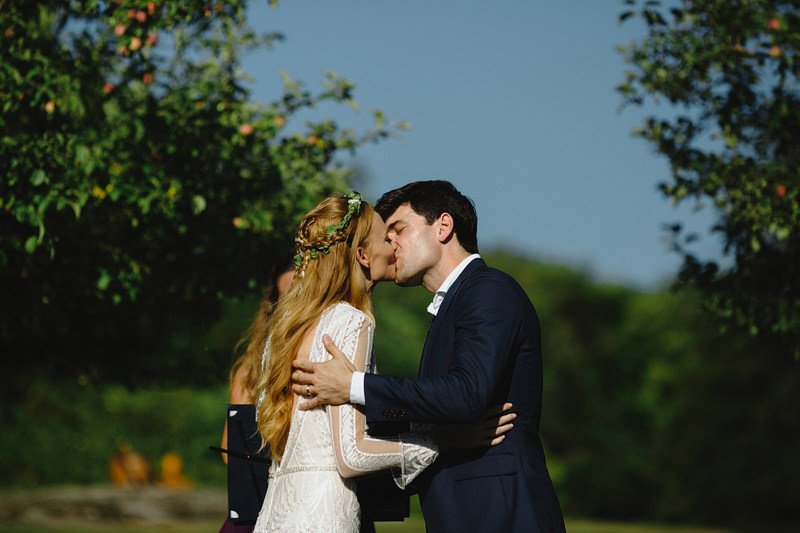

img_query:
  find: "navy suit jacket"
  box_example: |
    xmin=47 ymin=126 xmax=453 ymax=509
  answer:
xmin=364 ymin=258 xmax=565 ymax=533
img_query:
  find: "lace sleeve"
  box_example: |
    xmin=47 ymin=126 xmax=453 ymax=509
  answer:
xmin=326 ymin=309 xmax=438 ymax=489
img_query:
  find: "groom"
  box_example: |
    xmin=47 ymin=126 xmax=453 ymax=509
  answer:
xmin=292 ymin=180 xmax=565 ymax=533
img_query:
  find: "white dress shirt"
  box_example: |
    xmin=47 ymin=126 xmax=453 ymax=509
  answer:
xmin=349 ymin=254 xmax=481 ymax=405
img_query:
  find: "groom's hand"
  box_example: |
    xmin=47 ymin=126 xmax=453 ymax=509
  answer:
xmin=291 ymin=334 xmax=355 ymax=410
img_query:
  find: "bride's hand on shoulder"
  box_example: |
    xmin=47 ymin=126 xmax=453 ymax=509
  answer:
xmin=433 ymin=402 xmax=515 ymax=451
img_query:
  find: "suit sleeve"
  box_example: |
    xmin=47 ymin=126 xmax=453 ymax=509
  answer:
xmin=364 ymin=276 xmax=522 ymax=425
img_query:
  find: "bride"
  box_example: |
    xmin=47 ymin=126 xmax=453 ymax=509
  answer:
xmin=253 ymin=193 xmax=512 ymax=532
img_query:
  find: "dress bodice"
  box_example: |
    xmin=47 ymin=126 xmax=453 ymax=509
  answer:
xmin=254 ymin=302 xmax=438 ymax=532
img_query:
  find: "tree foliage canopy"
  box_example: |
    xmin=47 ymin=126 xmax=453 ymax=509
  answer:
xmin=618 ymin=0 xmax=800 ymax=354
xmin=0 ymin=0 xmax=402 ymax=389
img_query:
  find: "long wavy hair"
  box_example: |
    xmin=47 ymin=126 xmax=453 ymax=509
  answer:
xmin=229 ymin=251 xmax=295 ymax=402
xmin=256 ymin=195 xmax=375 ymax=462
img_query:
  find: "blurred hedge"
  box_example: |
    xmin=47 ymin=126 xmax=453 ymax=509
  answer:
xmin=1 ymin=251 xmax=798 ymax=529
xmin=0 ymin=380 xmax=228 ymax=487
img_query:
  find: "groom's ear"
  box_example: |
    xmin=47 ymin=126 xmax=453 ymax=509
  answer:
xmin=437 ymin=213 xmax=455 ymax=243
xmin=356 ymin=246 xmax=370 ymax=268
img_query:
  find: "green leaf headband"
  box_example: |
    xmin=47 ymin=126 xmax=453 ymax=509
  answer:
xmin=293 ymin=191 xmax=363 ymax=269
xmin=327 ymin=191 xmax=363 ymax=235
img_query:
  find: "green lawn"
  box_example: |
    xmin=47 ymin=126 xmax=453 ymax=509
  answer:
xmin=0 ymin=487 xmax=730 ymax=533
xmin=562 ymin=519 xmax=728 ymax=533
xmin=377 ymin=517 xmax=729 ymax=533
xmin=0 ymin=494 xmax=730 ymax=533
xmin=0 ymin=524 xmax=217 ymax=533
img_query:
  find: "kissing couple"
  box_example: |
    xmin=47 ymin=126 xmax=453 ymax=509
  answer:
xmin=253 ymin=180 xmax=565 ymax=533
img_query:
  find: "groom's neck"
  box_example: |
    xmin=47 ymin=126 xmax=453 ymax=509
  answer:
xmin=422 ymin=248 xmax=471 ymax=294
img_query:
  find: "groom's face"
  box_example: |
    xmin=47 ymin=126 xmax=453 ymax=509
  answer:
xmin=385 ymin=203 xmax=440 ymax=287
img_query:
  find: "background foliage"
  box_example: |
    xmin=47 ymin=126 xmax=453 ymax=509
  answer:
xmin=618 ymin=0 xmax=800 ymax=354
xmin=0 ymin=0 xmax=401 ymax=396
xmin=2 ymin=252 xmax=797 ymax=529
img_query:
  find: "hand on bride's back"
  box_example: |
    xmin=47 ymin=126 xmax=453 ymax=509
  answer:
xmin=434 ymin=402 xmax=515 ymax=451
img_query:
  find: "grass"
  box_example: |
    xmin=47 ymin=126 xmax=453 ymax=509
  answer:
xmin=563 ymin=519 xmax=728 ymax=533
xmin=0 ymin=489 xmax=730 ymax=533
xmin=374 ymin=515 xmax=729 ymax=533
xmin=0 ymin=523 xmax=218 ymax=533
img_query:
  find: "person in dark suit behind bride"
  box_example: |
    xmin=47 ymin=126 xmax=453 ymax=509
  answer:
xmin=219 ymin=250 xmax=295 ymax=533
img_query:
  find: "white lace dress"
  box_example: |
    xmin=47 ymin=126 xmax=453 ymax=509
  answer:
xmin=253 ymin=302 xmax=439 ymax=533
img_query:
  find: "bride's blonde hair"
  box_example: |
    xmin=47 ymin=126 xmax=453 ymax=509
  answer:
xmin=256 ymin=194 xmax=375 ymax=461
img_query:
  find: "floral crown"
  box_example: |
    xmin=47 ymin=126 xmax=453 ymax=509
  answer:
xmin=293 ymin=191 xmax=363 ymax=273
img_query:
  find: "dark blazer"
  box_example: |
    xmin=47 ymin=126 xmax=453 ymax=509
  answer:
xmin=364 ymin=258 xmax=565 ymax=533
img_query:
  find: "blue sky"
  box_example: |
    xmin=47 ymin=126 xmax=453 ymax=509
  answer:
xmin=243 ymin=0 xmax=718 ymax=289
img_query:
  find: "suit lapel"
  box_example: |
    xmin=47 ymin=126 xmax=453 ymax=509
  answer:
xmin=417 ymin=315 xmax=438 ymax=377
xmin=434 ymin=258 xmax=485 ymax=322
xmin=417 ymin=258 xmax=487 ymax=377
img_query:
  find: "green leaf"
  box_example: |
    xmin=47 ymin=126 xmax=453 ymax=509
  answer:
xmin=75 ymin=145 xmax=93 ymax=174
xmin=97 ymin=271 xmax=112 ymax=291
xmin=775 ymin=227 xmax=790 ymax=241
xmin=192 ymin=195 xmax=207 ymax=215
xmin=24 ymin=236 xmax=38 ymax=254
xmin=373 ymin=110 xmax=386 ymax=127
xmin=30 ymin=169 xmax=46 ymax=186
xmin=69 ymin=201 xmax=81 ymax=220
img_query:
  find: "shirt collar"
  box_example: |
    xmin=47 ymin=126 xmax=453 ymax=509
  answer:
xmin=426 ymin=254 xmax=481 ymax=316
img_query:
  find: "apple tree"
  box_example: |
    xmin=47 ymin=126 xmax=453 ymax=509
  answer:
xmin=618 ymin=0 xmax=800 ymax=355
xmin=0 ymin=0 xmax=402 ymax=393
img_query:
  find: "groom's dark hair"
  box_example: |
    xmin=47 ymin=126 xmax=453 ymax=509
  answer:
xmin=375 ymin=180 xmax=479 ymax=254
